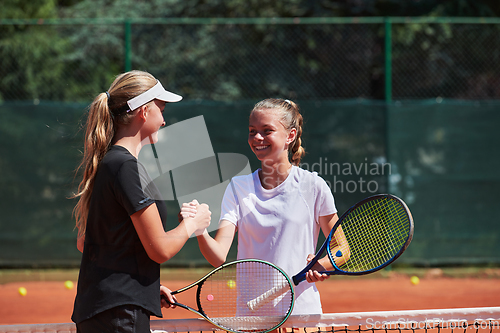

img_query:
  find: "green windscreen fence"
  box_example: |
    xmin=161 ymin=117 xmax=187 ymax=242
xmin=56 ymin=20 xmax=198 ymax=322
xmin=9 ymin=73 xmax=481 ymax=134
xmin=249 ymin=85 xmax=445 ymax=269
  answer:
xmin=0 ymin=99 xmax=498 ymax=267
xmin=388 ymin=101 xmax=500 ymax=265
xmin=1 ymin=17 xmax=500 ymax=267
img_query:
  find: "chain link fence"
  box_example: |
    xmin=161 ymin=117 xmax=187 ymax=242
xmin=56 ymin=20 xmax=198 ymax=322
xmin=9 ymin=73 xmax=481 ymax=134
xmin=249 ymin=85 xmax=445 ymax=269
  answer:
xmin=0 ymin=17 xmax=499 ymax=267
xmin=2 ymin=17 xmax=500 ymax=102
xmin=391 ymin=20 xmax=500 ymax=99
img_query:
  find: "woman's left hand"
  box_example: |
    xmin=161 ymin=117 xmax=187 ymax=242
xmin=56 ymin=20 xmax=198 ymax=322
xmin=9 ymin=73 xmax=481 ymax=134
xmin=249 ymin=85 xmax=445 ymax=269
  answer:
xmin=160 ymin=285 xmax=177 ymax=309
xmin=305 ymin=254 xmax=330 ymax=283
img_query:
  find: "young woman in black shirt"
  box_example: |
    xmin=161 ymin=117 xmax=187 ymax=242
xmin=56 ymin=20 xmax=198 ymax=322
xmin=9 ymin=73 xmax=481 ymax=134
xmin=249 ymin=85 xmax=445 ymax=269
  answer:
xmin=71 ymin=70 xmax=211 ymax=333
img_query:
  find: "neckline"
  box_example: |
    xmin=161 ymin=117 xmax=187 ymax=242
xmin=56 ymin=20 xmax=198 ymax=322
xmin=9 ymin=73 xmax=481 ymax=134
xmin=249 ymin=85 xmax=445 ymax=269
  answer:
xmin=110 ymin=145 xmax=136 ymax=159
xmin=256 ymin=165 xmax=295 ymax=192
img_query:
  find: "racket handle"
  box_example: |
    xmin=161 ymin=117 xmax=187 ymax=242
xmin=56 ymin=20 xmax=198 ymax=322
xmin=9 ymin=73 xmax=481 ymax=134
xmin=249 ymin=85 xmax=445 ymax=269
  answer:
xmin=161 ymin=294 xmax=171 ymax=304
xmin=246 ymin=282 xmax=288 ymax=311
xmin=161 ymin=294 xmax=190 ymax=312
xmin=292 ymin=272 xmax=307 ymax=286
xmin=293 ymin=270 xmax=333 ymax=285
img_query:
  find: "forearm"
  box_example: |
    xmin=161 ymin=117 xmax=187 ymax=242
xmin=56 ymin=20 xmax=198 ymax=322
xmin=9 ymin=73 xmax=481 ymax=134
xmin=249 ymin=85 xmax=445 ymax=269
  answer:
xmin=318 ymin=256 xmax=333 ymax=271
xmin=164 ymin=219 xmax=198 ymax=257
xmin=197 ymin=231 xmax=228 ymax=267
xmin=196 ymin=221 xmax=235 ymax=267
xmin=132 ymin=203 xmax=210 ymax=264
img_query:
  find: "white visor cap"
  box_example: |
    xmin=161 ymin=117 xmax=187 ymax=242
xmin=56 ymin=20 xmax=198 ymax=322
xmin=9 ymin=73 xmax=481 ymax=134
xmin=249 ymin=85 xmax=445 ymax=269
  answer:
xmin=127 ymin=80 xmax=182 ymax=111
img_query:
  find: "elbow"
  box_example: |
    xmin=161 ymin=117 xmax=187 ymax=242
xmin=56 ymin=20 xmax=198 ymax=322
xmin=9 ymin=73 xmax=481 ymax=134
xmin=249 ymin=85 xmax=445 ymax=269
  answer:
xmin=338 ymin=246 xmax=351 ymax=265
xmin=344 ymin=242 xmax=352 ymax=261
xmin=150 ymin=253 xmax=174 ymax=265
xmin=343 ymin=248 xmax=351 ymax=263
xmin=155 ymin=250 xmax=180 ymax=264
xmin=147 ymin=246 xmax=178 ymax=264
xmin=209 ymin=257 xmax=226 ymax=267
xmin=203 ymin=251 xmax=227 ymax=267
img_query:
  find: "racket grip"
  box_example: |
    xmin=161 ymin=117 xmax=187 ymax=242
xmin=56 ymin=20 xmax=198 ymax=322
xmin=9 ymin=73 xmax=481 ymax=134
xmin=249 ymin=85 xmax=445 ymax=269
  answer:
xmin=292 ymin=272 xmax=307 ymax=286
xmin=246 ymin=282 xmax=288 ymax=311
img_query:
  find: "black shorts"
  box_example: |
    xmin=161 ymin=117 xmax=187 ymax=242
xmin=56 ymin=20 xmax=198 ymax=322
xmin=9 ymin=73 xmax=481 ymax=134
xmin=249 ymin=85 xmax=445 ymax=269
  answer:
xmin=76 ymin=304 xmax=151 ymax=333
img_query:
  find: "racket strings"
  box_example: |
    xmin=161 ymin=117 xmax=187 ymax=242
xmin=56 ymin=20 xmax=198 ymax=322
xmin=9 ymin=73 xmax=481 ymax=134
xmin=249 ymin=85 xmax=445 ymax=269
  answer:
xmin=198 ymin=261 xmax=293 ymax=332
xmin=360 ymin=198 xmax=408 ymax=267
xmin=352 ymin=199 xmax=408 ymax=269
xmin=331 ymin=197 xmax=411 ymax=273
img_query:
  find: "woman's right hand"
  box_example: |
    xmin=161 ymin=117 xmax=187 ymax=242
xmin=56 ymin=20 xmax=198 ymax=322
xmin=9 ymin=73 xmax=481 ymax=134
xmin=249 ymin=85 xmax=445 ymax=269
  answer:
xmin=179 ymin=199 xmax=211 ymax=235
xmin=181 ymin=200 xmax=211 ymax=234
xmin=178 ymin=200 xmax=198 ymax=222
xmin=193 ymin=202 xmax=211 ymax=235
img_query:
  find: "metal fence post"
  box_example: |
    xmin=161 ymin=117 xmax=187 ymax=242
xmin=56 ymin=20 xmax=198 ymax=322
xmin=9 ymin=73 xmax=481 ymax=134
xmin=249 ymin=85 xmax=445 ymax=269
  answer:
xmin=384 ymin=17 xmax=392 ymax=103
xmin=124 ymin=19 xmax=132 ymax=72
xmin=384 ymin=17 xmax=392 ymax=193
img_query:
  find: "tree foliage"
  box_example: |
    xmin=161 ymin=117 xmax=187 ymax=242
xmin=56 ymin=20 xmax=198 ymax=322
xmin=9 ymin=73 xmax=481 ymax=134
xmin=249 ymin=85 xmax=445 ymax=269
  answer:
xmin=1 ymin=0 xmax=499 ymax=102
xmin=56 ymin=0 xmax=500 ymax=18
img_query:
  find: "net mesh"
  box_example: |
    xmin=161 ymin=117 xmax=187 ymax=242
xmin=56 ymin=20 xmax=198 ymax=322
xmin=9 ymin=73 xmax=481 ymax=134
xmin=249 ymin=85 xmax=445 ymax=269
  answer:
xmin=152 ymin=307 xmax=499 ymax=333
xmin=0 ymin=307 xmax=497 ymax=333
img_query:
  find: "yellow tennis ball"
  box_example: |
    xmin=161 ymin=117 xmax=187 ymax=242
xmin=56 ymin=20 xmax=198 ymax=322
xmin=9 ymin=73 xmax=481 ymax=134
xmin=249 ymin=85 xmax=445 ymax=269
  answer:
xmin=18 ymin=287 xmax=27 ymax=296
xmin=64 ymin=280 xmax=74 ymax=290
xmin=226 ymin=280 xmax=236 ymax=289
xmin=410 ymin=276 xmax=420 ymax=285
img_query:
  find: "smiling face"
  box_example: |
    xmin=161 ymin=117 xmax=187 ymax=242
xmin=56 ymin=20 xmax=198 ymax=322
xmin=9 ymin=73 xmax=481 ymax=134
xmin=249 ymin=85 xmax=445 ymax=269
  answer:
xmin=248 ymin=108 xmax=296 ymax=165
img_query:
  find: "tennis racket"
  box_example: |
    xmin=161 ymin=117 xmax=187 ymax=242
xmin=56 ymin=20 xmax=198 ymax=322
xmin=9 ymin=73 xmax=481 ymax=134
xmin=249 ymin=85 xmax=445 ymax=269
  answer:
xmin=292 ymin=193 xmax=414 ymax=285
xmin=161 ymin=259 xmax=294 ymax=333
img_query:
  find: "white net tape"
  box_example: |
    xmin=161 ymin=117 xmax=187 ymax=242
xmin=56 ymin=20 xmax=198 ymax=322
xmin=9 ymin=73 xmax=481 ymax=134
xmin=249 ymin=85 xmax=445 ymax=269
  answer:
xmin=0 ymin=307 xmax=498 ymax=333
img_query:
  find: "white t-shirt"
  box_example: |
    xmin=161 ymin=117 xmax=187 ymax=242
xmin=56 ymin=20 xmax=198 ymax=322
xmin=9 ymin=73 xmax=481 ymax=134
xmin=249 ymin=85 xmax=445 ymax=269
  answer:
xmin=220 ymin=166 xmax=337 ymax=315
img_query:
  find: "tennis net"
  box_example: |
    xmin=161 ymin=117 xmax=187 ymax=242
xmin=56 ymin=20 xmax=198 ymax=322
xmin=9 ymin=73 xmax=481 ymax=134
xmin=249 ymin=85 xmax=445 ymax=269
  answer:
xmin=0 ymin=307 xmax=498 ymax=333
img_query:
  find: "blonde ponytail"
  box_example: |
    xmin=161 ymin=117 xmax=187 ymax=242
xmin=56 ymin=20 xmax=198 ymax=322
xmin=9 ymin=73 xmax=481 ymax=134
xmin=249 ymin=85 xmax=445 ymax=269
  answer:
xmin=73 ymin=70 xmax=157 ymax=237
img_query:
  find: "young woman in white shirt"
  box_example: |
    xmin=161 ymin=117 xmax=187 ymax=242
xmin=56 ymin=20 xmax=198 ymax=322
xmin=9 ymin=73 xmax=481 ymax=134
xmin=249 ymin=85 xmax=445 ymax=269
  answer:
xmin=184 ymin=98 xmax=342 ymax=315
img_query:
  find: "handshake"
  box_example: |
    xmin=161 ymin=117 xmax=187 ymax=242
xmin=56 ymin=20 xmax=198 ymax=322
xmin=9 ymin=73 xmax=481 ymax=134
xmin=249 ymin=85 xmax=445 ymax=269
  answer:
xmin=178 ymin=199 xmax=211 ymax=237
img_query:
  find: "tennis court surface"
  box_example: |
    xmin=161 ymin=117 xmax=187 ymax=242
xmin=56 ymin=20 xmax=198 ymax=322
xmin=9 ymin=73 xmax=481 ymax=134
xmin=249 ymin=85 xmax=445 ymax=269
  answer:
xmin=0 ymin=269 xmax=499 ymax=332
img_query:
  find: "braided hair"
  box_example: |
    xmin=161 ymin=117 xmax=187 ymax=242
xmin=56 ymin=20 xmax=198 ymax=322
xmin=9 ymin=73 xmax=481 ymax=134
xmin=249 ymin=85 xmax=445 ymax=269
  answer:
xmin=251 ymin=98 xmax=305 ymax=166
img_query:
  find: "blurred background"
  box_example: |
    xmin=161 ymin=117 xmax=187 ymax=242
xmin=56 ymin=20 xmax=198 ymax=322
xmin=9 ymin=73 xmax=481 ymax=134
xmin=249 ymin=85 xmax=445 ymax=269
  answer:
xmin=0 ymin=0 xmax=499 ymax=268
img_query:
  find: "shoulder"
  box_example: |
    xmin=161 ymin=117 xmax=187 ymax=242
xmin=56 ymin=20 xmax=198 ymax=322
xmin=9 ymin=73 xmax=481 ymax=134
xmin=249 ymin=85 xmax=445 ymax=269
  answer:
xmin=230 ymin=169 xmax=258 ymax=186
xmin=102 ymin=146 xmax=136 ymax=165
xmin=97 ymin=147 xmax=143 ymax=191
xmin=100 ymin=146 xmax=137 ymax=174
xmin=224 ymin=170 xmax=258 ymax=199
xmin=293 ymin=166 xmax=324 ymax=184
xmin=293 ymin=166 xmax=331 ymax=194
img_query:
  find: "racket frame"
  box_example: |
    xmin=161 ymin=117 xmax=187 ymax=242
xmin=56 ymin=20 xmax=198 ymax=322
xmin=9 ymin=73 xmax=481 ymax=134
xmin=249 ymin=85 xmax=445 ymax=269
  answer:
xmin=292 ymin=194 xmax=414 ymax=285
xmin=162 ymin=258 xmax=295 ymax=333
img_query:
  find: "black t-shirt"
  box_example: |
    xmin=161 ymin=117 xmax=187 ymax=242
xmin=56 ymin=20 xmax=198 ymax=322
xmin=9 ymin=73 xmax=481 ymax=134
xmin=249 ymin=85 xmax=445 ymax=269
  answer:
xmin=72 ymin=145 xmax=168 ymax=323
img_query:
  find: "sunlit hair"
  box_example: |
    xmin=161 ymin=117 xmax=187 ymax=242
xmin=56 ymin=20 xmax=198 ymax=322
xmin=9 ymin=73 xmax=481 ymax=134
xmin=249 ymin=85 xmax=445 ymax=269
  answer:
xmin=73 ymin=70 xmax=157 ymax=238
xmin=251 ymin=98 xmax=305 ymax=166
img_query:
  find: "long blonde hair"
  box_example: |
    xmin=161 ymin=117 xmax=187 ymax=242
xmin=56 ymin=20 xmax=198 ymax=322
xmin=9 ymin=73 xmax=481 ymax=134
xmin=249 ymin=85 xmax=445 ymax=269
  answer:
xmin=73 ymin=70 xmax=157 ymax=238
xmin=251 ymin=98 xmax=305 ymax=166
